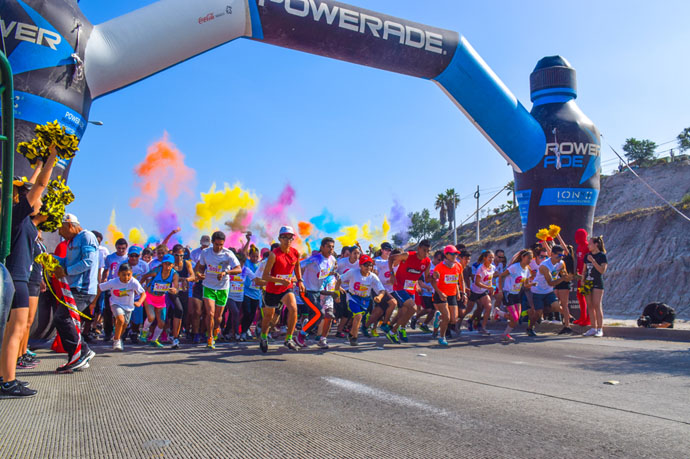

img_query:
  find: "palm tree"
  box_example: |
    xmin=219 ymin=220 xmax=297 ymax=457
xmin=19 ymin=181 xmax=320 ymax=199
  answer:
xmin=434 ymin=193 xmax=447 ymax=227
xmin=506 ymin=180 xmax=516 ymax=209
xmin=444 ymin=189 xmax=460 ymax=229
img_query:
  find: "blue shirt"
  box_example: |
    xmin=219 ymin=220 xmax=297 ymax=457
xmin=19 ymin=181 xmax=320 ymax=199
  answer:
xmin=58 ymin=230 xmax=99 ymax=295
xmin=243 ymin=260 xmax=262 ymax=300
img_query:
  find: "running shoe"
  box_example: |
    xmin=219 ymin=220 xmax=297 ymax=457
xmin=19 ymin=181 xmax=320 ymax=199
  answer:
xmin=22 ymin=353 xmax=39 ymax=364
xmin=260 ymin=338 xmax=268 ymax=353
xmin=70 ymin=349 xmax=96 ymax=372
xmin=433 ymin=311 xmax=441 ymax=329
xmin=0 ymin=380 xmax=37 ymax=398
xmin=150 ymin=339 xmax=164 ymax=349
xmin=502 ymin=334 xmax=516 ymax=343
xmin=234 ymin=333 xmax=241 ymax=342
xmin=380 ymin=323 xmax=391 ymax=334
xmin=583 ymin=328 xmax=598 ymax=337
xmin=113 ymin=340 xmax=124 ymax=351
xmin=558 ymin=327 xmax=573 ymax=335
xmin=385 ymin=331 xmax=400 ymax=344
xmin=371 ymin=327 xmax=379 ymax=337
xmin=360 ymin=324 xmax=370 ymax=338
xmin=398 ymin=328 xmax=408 ymax=343
xmin=16 ymin=357 xmax=36 ymax=370
xmin=419 ymin=324 xmax=431 ymax=334
xmin=0 ymin=377 xmax=30 ymax=387
xmin=317 ymin=337 xmax=329 ymax=349
xmin=410 ymin=316 xmax=418 ymax=330
xmin=25 ymin=349 xmax=37 ymax=358
xmin=438 ymin=337 xmax=449 ymax=347
xmin=192 ymin=334 xmax=201 ymax=344
xmin=526 ymin=328 xmax=537 ymax=337
xmin=206 ymin=339 xmax=216 ymax=350
xmin=284 ymin=339 xmax=299 ymax=351
xmin=348 ymin=335 xmax=358 ymax=346
xmin=335 ymin=332 xmax=346 ymax=339
xmin=295 ymin=333 xmax=307 ymax=348
xmin=239 ymin=332 xmax=248 ymax=342
xmin=138 ymin=332 xmax=149 ymax=344
xmin=171 ymin=339 xmax=180 ymax=350
xmin=594 ymin=329 xmax=604 ymax=337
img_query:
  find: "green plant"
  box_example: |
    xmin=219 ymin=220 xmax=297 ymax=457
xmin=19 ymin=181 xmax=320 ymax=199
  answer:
xmin=623 ymin=138 xmax=657 ymax=166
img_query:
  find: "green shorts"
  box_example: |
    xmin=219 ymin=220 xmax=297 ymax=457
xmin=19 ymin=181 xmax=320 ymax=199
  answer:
xmin=203 ymin=286 xmax=228 ymax=307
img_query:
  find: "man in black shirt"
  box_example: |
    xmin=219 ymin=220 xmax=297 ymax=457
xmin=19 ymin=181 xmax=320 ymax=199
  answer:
xmin=638 ymin=303 xmax=675 ymax=329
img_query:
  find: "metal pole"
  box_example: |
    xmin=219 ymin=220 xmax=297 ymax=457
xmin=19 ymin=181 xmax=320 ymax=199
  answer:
xmin=0 ymin=52 xmax=14 ymax=264
xmin=474 ymin=186 xmax=480 ymax=242
xmin=453 ymin=194 xmax=457 ymax=245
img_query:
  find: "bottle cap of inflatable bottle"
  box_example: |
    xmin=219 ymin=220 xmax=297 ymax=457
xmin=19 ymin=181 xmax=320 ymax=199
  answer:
xmin=529 ymin=55 xmax=577 ymax=103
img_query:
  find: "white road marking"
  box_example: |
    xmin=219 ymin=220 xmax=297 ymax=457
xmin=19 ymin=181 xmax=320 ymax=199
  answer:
xmin=323 ymin=377 xmax=449 ymax=417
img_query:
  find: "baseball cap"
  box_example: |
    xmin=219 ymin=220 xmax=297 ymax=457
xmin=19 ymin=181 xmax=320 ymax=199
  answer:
xmin=200 ymin=235 xmax=211 ymax=247
xmin=443 ymin=245 xmax=460 ymax=255
xmin=359 ymin=255 xmax=374 ymax=266
xmin=380 ymin=242 xmax=393 ymax=251
xmin=128 ymin=246 xmax=143 ymax=255
xmin=12 ymin=176 xmax=32 ymax=190
xmin=162 ymin=254 xmax=175 ymax=264
xmin=279 ymin=226 xmax=295 ymax=237
xmin=63 ymin=213 xmax=80 ymax=225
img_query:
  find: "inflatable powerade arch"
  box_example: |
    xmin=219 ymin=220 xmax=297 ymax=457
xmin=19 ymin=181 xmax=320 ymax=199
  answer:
xmin=1 ymin=0 xmax=601 ymax=246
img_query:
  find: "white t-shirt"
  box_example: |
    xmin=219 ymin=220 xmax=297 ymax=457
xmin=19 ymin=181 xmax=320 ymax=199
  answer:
xmin=99 ymin=278 xmax=145 ymax=311
xmin=340 ymin=269 xmax=385 ymax=299
xmin=470 ymin=264 xmax=496 ymax=294
xmin=531 ymin=258 xmax=564 ymax=294
xmin=228 ymin=266 xmax=257 ymax=302
xmin=301 ymin=254 xmax=337 ymax=292
xmin=337 ymin=258 xmax=359 ymax=290
xmin=503 ymin=263 xmax=530 ymax=295
xmin=374 ymin=257 xmax=394 ymax=293
xmin=98 ymin=246 xmax=110 ymax=270
xmin=198 ymin=247 xmax=240 ymax=291
xmin=252 ymin=259 xmax=268 ymax=288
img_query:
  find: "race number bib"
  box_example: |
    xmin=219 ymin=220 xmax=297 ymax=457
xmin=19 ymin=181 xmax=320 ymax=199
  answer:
xmin=229 ymin=275 xmax=244 ymax=294
xmin=444 ymin=274 xmax=459 ymax=285
xmin=353 ymin=282 xmax=370 ymax=297
xmin=207 ymin=264 xmax=223 ymax=275
xmin=404 ymin=279 xmax=416 ymax=292
xmin=277 ymin=274 xmax=292 ymax=281
xmin=153 ymin=283 xmax=170 ymax=293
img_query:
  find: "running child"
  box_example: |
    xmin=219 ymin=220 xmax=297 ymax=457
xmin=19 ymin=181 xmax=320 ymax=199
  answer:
xmin=497 ymin=249 xmax=535 ymax=342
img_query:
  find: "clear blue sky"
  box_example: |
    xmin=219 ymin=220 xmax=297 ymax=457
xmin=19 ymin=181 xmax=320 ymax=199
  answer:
xmin=71 ymin=0 xmax=690 ymax=245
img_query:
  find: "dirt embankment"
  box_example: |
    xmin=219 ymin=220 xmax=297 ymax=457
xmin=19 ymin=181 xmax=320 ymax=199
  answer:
xmin=449 ymin=160 xmax=690 ymax=319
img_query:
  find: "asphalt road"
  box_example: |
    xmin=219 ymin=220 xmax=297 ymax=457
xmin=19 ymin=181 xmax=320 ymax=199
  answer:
xmin=1 ymin=329 xmax=689 ymax=458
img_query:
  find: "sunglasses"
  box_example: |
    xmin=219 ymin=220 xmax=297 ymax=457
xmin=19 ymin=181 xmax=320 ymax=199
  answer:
xmin=280 ymin=235 xmax=294 ymax=240
xmin=128 ymin=254 xmax=140 ymax=257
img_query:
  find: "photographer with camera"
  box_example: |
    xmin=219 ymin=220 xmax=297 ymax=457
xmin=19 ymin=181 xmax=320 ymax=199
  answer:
xmin=637 ymin=302 xmax=676 ymax=329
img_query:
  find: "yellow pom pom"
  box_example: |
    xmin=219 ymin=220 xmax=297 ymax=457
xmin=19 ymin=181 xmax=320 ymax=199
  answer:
xmin=548 ymin=225 xmax=561 ymax=239
xmin=536 ymin=229 xmax=550 ymax=241
xmin=35 ymin=253 xmax=60 ymax=276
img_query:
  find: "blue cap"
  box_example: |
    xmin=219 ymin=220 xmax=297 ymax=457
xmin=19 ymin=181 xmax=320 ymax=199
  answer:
xmin=162 ymin=254 xmax=175 ymax=264
xmin=128 ymin=246 xmax=142 ymax=255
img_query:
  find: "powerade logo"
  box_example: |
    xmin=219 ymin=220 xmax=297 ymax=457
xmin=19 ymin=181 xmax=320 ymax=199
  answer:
xmin=0 ymin=19 xmax=61 ymax=50
xmin=257 ymin=0 xmax=445 ymax=54
xmin=539 ymin=188 xmax=599 ymax=207
xmin=543 ymin=142 xmax=600 ymax=168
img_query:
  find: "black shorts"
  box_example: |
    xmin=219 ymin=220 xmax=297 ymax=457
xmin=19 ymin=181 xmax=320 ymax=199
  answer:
xmin=469 ymin=291 xmax=489 ymax=302
xmin=192 ymin=282 xmax=203 ymax=300
xmin=11 ymin=281 xmax=30 ymax=310
xmin=27 ymin=281 xmax=41 ymax=298
xmin=503 ymin=293 xmax=522 ymax=306
xmin=335 ymin=294 xmax=352 ymax=319
xmin=432 ymin=293 xmax=458 ymax=306
xmin=420 ymin=295 xmax=434 ymax=310
xmin=554 ymin=281 xmax=571 ymax=291
xmin=263 ymin=290 xmax=291 ymax=308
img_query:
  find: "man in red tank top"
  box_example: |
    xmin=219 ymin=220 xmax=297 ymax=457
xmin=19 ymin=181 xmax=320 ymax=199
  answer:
xmin=259 ymin=226 xmax=305 ymax=353
xmin=386 ymin=239 xmax=432 ymax=344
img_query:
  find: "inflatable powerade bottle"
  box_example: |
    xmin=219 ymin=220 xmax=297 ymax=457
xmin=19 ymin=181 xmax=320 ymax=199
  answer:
xmin=514 ymin=56 xmax=601 ymax=246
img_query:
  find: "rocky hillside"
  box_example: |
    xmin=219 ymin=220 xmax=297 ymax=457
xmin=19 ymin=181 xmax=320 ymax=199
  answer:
xmin=449 ymin=160 xmax=690 ymax=319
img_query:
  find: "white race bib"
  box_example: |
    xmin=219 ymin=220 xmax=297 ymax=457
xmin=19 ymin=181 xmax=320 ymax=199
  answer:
xmin=404 ymin=279 xmax=416 ymax=291
xmin=444 ymin=274 xmax=459 ymax=285
xmin=153 ymin=283 xmax=170 ymax=293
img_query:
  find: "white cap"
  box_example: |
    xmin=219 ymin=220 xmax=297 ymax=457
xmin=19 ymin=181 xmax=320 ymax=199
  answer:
xmin=63 ymin=213 xmax=80 ymax=225
xmin=279 ymin=226 xmax=295 ymax=237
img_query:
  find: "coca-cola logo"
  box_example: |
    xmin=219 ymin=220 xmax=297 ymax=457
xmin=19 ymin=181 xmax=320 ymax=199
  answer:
xmin=199 ymin=13 xmax=214 ymax=24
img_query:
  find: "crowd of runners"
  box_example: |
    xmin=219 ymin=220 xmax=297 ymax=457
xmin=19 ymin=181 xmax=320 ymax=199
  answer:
xmin=77 ymin=226 xmax=610 ymax=356
xmin=1 ymin=157 xmax=609 ymax=398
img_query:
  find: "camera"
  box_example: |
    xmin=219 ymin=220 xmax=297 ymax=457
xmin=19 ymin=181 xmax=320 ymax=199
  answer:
xmin=637 ymin=315 xmax=651 ymax=328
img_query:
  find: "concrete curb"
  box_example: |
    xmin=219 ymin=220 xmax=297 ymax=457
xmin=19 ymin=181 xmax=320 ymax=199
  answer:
xmin=500 ymin=322 xmax=690 ymax=343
